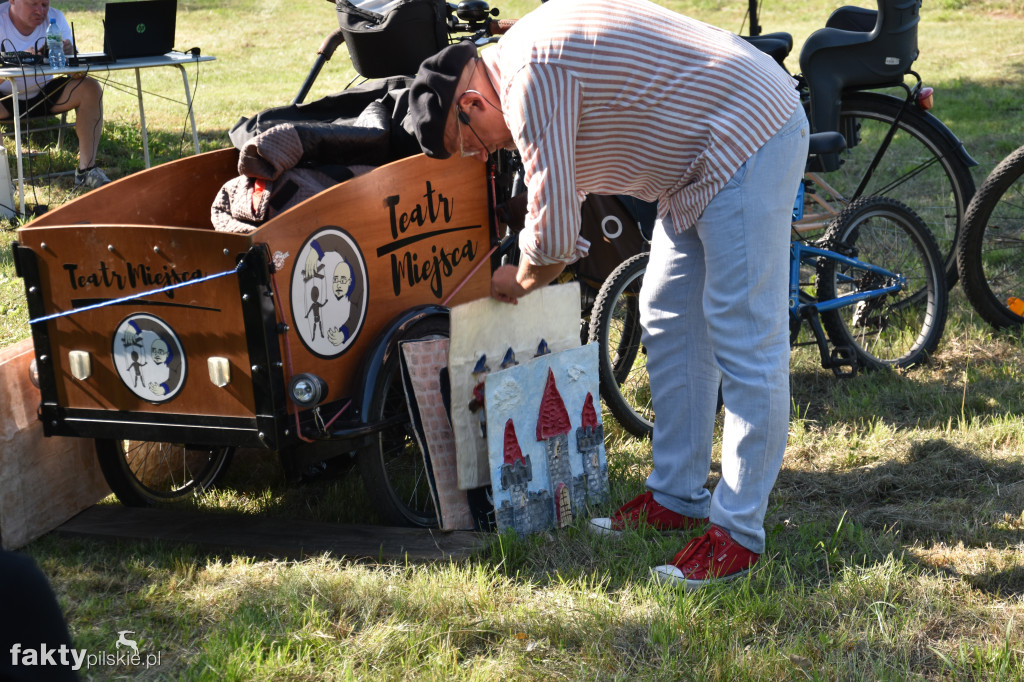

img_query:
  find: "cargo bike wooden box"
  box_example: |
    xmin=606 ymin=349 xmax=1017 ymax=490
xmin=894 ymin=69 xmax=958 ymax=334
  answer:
xmin=13 ymin=148 xmax=497 ymax=528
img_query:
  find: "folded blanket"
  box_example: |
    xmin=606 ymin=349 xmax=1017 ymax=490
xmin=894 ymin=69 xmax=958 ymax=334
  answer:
xmin=211 ymin=165 xmax=374 ymax=234
xmin=213 ymin=79 xmax=418 ymax=232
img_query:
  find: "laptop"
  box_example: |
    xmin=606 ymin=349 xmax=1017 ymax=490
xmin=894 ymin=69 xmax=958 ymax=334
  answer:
xmin=70 ymin=0 xmax=177 ymax=65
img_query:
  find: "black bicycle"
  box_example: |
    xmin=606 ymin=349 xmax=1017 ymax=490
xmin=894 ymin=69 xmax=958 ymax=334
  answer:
xmin=745 ymin=0 xmax=976 ymax=288
xmin=956 ymin=144 xmax=1024 ymax=329
xmin=589 ymin=135 xmax=948 ymax=438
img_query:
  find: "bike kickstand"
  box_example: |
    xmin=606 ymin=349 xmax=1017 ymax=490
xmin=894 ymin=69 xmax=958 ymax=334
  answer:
xmin=802 ymin=309 xmax=858 ymax=378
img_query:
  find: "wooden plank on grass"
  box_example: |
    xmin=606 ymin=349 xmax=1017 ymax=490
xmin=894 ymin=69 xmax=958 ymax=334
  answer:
xmin=55 ymin=505 xmax=489 ymax=562
xmin=0 ymin=339 xmax=110 ymax=550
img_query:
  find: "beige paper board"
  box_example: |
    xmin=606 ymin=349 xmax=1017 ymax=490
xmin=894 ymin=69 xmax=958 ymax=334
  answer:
xmin=448 ymin=282 xmax=581 ymax=490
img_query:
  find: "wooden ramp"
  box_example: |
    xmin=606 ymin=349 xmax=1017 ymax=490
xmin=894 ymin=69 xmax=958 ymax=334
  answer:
xmin=56 ymin=505 xmax=490 ymax=562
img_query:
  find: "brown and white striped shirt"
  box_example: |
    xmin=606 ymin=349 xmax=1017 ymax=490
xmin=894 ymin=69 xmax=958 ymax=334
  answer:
xmin=481 ymin=0 xmax=800 ymax=266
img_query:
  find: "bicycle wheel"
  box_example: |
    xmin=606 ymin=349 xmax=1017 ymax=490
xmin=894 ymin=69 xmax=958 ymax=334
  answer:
xmin=95 ymin=439 xmax=234 ymax=506
xmin=956 ymin=145 xmax=1024 ymax=330
xmin=357 ymin=315 xmax=446 ymax=528
xmin=587 ymin=253 xmax=652 ymax=438
xmin=823 ymin=91 xmax=976 ymax=287
xmin=817 ymin=195 xmax=948 ymax=370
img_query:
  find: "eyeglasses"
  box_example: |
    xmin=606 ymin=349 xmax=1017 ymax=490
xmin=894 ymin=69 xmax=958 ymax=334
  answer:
xmin=455 ymin=92 xmax=493 ymax=160
xmin=455 ymin=107 xmax=475 ymax=159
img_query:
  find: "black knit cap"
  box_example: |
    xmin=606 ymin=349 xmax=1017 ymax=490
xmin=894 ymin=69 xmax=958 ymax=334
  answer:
xmin=409 ymin=40 xmax=478 ymax=159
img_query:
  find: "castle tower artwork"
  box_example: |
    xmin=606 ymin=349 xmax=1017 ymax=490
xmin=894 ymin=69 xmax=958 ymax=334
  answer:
xmin=576 ymin=392 xmax=609 ymax=505
xmin=494 ymin=418 xmax=552 ymax=535
xmin=484 ymin=342 xmax=609 ymax=536
xmin=536 ymin=368 xmax=587 ymax=527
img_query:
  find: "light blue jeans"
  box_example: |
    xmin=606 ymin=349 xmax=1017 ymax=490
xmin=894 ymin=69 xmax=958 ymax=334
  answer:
xmin=641 ymin=108 xmax=809 ymax=554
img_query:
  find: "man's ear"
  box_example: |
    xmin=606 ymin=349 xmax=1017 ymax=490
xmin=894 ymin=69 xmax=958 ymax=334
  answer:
xmin=462 ymin=91 xmax=487 ymax=116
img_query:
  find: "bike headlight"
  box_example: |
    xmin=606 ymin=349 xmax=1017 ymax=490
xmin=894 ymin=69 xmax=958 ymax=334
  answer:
xmin=288 ymin=373 xmax=328 ymax=408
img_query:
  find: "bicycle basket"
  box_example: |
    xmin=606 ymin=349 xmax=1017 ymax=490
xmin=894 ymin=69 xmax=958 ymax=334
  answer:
xmin=334 ymin=0 xmax=449 ymax=79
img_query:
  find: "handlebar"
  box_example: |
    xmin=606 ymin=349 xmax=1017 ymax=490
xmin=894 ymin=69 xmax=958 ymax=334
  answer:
xmin=486 ymin=18 xmax=516 ymax=35
xmin=446 ymin=0 xmax=515 ymax=43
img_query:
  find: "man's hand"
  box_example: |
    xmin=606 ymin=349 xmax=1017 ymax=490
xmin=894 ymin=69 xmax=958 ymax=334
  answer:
xmin=490 ymin=265 xmax=526 ymax=304
xmin=490 ymin=261 xmax=566 ymax=304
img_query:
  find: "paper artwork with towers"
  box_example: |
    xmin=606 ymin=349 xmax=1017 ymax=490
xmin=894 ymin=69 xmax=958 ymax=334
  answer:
xmin=433 ymin=282 xmax=610 ymax=536
xmin=484 ymin=341 xmax=609 ymax=536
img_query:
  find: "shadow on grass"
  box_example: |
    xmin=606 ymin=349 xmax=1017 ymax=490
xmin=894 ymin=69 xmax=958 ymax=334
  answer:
xmin=772 ymin=437 xmax=1024 ymax=596
xmin=462 ymin=437 xmax=1024 ymax=600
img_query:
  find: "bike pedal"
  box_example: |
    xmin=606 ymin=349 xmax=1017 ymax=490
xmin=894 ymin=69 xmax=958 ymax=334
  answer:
xmin=828 ymin=346 xmax=858 ymax=378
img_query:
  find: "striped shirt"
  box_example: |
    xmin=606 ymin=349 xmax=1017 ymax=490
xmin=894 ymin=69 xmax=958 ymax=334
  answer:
xmin=481 ymin=0 xmax=800 ymax=266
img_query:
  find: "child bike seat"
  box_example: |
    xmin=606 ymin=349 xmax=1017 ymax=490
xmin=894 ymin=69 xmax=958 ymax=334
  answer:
xmin=799 ymin=0 xmax=920 ymax=171
xmin=742 ymin=31 xmax=794 ymax=69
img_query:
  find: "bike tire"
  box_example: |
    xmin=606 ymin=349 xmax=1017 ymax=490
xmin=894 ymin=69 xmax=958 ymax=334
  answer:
xmin=357 ymin=315 xmax=447 ymax=528
xmin=95 ymin=439 xmax=234 ymax=506
xmin=955 ymin=144 xmax=1024 ymax=330
xmin=587 ymin=252 xmax=653 ymax=439
xmin=818 ymin=196 xmax=948 ymax=370
xmin=827 ymin=91 xmax=976 ymax=288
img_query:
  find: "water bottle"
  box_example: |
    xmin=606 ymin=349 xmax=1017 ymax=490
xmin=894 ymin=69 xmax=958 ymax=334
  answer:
xmin=46 ymin=18 xmax=65 ymax=69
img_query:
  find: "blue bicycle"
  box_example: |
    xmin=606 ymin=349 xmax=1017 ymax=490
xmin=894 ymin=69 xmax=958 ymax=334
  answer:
xmin=587 ymin=134 xmax=949 ymax=437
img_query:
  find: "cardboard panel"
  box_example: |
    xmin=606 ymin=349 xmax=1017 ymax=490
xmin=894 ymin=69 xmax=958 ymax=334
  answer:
xmin=484 ymin=343 xmax=608 ymax=536
xmin=401 ymin=338 xmax=474 ymax=530
xmin=0 ymin=339 xmax=110 ymax=549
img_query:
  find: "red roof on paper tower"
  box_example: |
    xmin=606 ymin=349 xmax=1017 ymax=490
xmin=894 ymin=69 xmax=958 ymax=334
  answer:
xmin=581 ymin=393 xmax=598 ymax=429
xmin=536 ymin=368 xmax=571 ymax=440
xmin=503 ymin=419 xmax=525 ymax=465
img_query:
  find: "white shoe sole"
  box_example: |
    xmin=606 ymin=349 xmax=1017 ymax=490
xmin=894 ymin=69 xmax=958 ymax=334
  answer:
xmin=650 ymin=563 xmax=749 ymax=590
xmin=587 ymin=517 xmax=622 ymax=537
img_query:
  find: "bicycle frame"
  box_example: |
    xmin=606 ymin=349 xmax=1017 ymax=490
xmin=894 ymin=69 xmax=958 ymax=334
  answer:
xmin=789 ymin=72 xmax=974 ymax=239
xmin=789 ymin=238 xmax=905 ymax=377
xmin=790 ymin=240 xmax=905 ymax=315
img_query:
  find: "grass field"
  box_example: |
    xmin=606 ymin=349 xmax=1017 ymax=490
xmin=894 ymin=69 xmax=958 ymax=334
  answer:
xmin=3 ymin=0 xmax=1024 ymax=679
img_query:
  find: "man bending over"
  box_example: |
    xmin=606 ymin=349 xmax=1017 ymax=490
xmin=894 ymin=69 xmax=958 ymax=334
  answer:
xmin=409 ymin=0 xmax=808 ymax=589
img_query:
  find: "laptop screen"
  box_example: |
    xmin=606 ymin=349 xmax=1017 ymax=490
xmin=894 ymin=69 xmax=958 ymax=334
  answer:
xmin=103 ymin=0 xmax=177 ymax=60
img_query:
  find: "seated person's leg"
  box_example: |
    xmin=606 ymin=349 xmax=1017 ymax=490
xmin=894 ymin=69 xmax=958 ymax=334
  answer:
xmin=0 ymin=90 xmax=43 ymax=121
xmin=45 ymin=76 xmax=109 ymax=187
xmin=1 ymin=77 xmax=71 ymax=121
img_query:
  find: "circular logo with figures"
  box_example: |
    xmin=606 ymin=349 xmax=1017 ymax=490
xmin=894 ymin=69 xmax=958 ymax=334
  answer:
xmin=112 ymin=313 xmax=187 ymax=403
xmin=290 ymin=227 xmax=369 ymax=358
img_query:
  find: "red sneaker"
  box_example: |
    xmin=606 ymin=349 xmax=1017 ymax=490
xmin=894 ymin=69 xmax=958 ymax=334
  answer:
xmin=588 ymin=491 xmax=707 ymax=537
xmin=652 ymin=525 xmax=759 ymax=589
